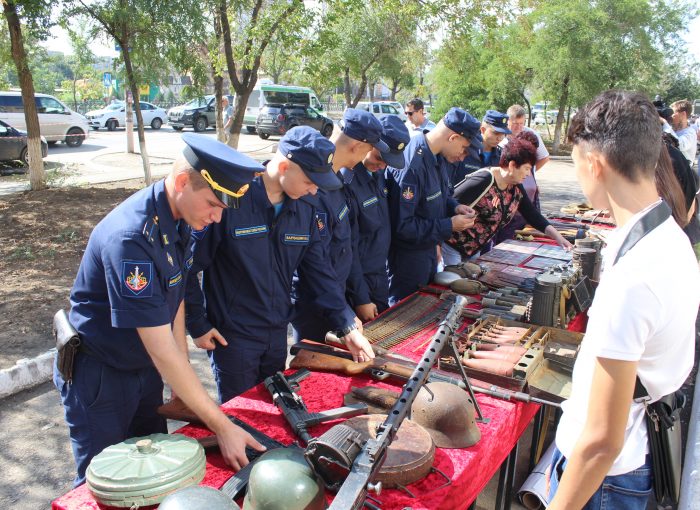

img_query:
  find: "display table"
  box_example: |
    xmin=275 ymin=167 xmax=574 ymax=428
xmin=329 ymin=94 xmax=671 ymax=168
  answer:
xmin=52 ymin=369 xmax=538 ymax=510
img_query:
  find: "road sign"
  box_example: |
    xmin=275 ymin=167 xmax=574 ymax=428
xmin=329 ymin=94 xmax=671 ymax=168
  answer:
xmin=103 ymin=72 xmax=112 ymax=87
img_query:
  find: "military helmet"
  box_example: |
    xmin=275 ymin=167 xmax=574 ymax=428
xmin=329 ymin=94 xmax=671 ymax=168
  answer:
xmin=411 ymin=382 xmax=481 ymax=448
xmin=158 ymin=485 xmax=240 ymax=510
xmin=243 ymin=448 xmax=326 ymax=510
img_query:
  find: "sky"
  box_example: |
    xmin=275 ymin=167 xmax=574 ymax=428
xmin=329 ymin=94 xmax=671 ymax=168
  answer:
xmin=43 ymin=9 xmax=700 ymax=64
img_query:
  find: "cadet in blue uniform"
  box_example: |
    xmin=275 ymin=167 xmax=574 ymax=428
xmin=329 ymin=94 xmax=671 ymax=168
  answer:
xmin=55 ymin=134 xmax=266 ymax=486
xmin=291 ymin=109 xmax=388 ymax=342
xmin=185 ymin=127 xmax=375 ymax=403
xmin=457 ymin=110 xmax=511 ymax=179
xmin=386 ymin=108 xmax=482 ymax=305
xmin=343 ymin=115 xmax=410 ymax=321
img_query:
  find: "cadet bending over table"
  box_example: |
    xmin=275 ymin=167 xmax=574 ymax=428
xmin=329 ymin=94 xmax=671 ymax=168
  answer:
xmin=55 ymin=134 xmax=266 ymax=486
xmin=185 ymin=127 xmax=374 ymax=404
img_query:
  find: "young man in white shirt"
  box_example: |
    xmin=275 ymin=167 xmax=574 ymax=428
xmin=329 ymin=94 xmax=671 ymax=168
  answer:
xmin=670 ymin=99 xmax=697 ymax=167
xmin=404 ymin=98 xmax=436 ymax=137
xmin=547 ymin=90 xmax=700 ymax=510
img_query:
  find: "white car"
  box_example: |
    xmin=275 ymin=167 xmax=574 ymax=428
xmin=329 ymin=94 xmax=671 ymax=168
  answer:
xmin=86 ymin=101 xmax=168 ymax=131
xmin=354 ymin=101 xmax=407 ymax=122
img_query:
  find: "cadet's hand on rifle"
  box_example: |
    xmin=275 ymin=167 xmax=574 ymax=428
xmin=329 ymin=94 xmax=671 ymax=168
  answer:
xmin=194 ymin=328 xmax=228 ymax=350
xmin=451 ymin=213 xmax=475 ymax=232
xmin=215 ymin=419 xmax=266 ymax=471
xmin=355 ymin=303 xmax=378 ymax=322
xmin=343 ymin=329 xmax=375 ymax=363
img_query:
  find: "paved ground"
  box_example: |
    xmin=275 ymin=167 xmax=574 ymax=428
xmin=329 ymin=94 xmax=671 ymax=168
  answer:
xmin=0 ymin=140 xmax=584 ymax=510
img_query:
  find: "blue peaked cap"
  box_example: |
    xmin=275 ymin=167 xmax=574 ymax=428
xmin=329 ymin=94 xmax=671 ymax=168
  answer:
xmin=278 ymin=126 xmax=341 ymax=191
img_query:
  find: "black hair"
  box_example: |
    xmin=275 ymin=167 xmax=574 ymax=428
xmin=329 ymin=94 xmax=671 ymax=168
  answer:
xmin=406 ymin=98 xmax=425 ymax=111
xmin=567 ymin=90 xmax=661 ymax=181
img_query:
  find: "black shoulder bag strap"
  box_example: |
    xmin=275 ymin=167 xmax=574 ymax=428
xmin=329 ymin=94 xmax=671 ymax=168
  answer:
xmin=612 ymin=200 xmax=684 ymax=504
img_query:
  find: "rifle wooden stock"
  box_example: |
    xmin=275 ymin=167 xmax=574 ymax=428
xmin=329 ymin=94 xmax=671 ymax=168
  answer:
xmin=289 ymin=349 xmax=415 ymax=381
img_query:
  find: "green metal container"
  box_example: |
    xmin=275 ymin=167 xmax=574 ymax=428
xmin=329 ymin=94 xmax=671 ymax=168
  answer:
xmin=86 ymin=433 xmax=206 ymax=508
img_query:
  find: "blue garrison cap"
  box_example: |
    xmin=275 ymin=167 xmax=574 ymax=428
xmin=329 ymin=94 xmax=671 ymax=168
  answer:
xmin=341 ymin=109 xmax=389 ymax=152
xmin=182 ymin=133 xmax=263 ymax=204
xmin=483 ymin=110 xmax=512 ymax=134
xmin=278 ymin=126 xmax=341 ymax=191
xmin=443 ymin=107 xmax=483 ymax=150
xmin=378 ymin=115 xmax=411 ymax=169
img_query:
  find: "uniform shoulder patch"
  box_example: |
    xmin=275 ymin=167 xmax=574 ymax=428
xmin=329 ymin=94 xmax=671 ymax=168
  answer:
xmin=337 ymin=203 xmax=349 ymax=222
xmin=401 ymin=183 xmax=417 ymax=202
xmin=316 ymin=212 xmax=328 ymax=237
xmin=121 ymin=261 xmax=153 ymax=298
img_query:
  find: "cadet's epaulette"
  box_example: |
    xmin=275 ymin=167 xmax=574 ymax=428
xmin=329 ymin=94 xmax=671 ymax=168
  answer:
xmin=340 ymin=167 xmax=355 ymax=185
xmin=142 ymin=215 xmax=159 ymax=244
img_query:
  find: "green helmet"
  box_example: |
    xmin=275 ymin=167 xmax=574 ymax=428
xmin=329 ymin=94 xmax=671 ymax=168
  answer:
xmin=243 ymin=448 xmax=326 ymax=510
xmin=158 ymin=486 xmax=240 ymax=510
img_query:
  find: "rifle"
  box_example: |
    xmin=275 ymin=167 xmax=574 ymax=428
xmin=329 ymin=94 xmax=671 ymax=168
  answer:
xmin=157 ymin=398 xmax=287 ymax=500
xmin=289 ymin=340 xmax=559 ymax=408
xmin=263 ymin=369 xmax=368 ymax=444
xmin=313 ymin=295 xmax=468 ymax=509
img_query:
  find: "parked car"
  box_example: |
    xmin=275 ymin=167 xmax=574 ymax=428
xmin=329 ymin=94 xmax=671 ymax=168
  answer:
xmin=534 ymin=110 xmax=558 ymax=125
xmin=85 ymin=101 xmax=168 ymax=131
xmin=0 ymin=119 xmax=48 ymax=166
xmin=241 ymin=84 xmax=324 ymax=133
xmin=167 ymin=94 xmax=233 ymax=132
xmin=0 ymin=91 xmax=88 ymax=147
xmin=355 ymin=101 xmax=407 ymax=121
xmin=256 ymin=104 xmax=335 ymax=140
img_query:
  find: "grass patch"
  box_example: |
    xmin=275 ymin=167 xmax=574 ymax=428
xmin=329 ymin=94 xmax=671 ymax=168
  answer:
xmin=8 ymin=245 xmax=35 ymax=261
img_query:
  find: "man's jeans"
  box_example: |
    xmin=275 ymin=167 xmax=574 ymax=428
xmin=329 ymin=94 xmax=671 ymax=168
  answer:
xmin=547 ymin=446 xmax=653 ymax=509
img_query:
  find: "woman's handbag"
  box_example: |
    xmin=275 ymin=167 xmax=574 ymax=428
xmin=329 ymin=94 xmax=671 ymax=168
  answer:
xmin=634 ymin=379 xmax=686 ymax=504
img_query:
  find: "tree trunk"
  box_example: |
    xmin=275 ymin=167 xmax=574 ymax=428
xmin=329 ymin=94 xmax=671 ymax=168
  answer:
xmin=3 ymin=1 xmax=45 ymax=190
xmin=343 ymin=68 xmax=352 ymax=108
xmin=227 ymin=91 xmax=251 ymax=149
xmin=72 ymin=76 xmax=79 ymax=111
xmin=213 ymin=73 xmax=225 ymax=142
xmin=368 ymin=81 xmax=375 ymax=102
xmin=122 ymin=47 xmax=152 ymax=184
xmin=351 ymin=71 xmax=368 ymax=108
xmin=519 ymin=91 xmax=532 ymax=128
xmin=552 ymin=75 xmax=570 ymax=155
xmin=390 ymin=78 xmax=401 ymax=101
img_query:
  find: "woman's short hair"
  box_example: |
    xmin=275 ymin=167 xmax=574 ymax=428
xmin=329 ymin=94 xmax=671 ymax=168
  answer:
xmin=500 ymin=138 xmax=537 ymax=168
xmin=515 ymin=130 xmax=539 ymax=148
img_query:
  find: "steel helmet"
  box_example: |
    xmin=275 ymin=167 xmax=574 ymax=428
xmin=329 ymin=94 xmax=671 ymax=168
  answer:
xmin=243 ymin=448 xmax=326 ymax=510
xmin=411 ymin=382 xmax=481 ymax=448
xmin=158 ymin=486 xmax=240 ymax=510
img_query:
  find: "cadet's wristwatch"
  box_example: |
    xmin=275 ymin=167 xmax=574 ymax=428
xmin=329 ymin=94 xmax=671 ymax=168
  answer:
xmin=336 ymin=324 xmax=357 ymax=338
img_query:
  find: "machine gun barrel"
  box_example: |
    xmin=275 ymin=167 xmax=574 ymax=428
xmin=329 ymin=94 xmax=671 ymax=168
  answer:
xmin=327 ymin=296 xmax=467 ymax=510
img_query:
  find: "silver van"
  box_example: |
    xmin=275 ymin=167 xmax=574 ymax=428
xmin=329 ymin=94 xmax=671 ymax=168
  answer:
xmin=0 ymin=91 xmax=89 ymax=147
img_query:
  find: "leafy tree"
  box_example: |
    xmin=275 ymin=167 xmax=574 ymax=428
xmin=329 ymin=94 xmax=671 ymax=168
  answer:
xmin=525 ymin=0 xmax=692 ymax=152
xmin=67 ymin=0 xmax=207 ymax=184
xmin=2 ymin=0 xmax=53 ymax=190
xmin=659 ymin=61 xmax=700 ymax=104
xmin=61 ymin=19 xmax=97 ymax=110
xmin=218 ymin=0 xmax=308 ymax=148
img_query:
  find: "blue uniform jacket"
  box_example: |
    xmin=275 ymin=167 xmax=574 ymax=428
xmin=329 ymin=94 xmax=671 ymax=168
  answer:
xmin=342 ymin=163 xmax=391 ymax=307
xmin=69 ymin=180 xmax=194 ymax=371
xmin=185 ymin=177 xmax=355 ymax=340
xmin=386 ymin=133 xmax=458 ymax=251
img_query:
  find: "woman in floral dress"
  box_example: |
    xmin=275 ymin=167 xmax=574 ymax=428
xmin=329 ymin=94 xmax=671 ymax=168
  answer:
xmin=446 ymin=136 xmax=571 ymax=259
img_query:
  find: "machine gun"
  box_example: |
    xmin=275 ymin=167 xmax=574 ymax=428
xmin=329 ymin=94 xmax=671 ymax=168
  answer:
xmin=289 ymin=340 xmax=559 ymax=408
xmin=264 ymin=369 xmax=368 ymax=444
xmin=305 ymin=296 xmax=468 ymax=509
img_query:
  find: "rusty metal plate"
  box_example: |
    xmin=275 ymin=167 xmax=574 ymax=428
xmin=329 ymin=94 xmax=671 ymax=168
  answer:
xmin=342 ymin=414 xmax=435 ymax=488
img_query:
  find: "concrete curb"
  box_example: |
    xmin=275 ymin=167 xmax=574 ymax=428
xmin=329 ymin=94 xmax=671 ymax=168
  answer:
xmin=0 ymin=348 xmax=56 ymax=399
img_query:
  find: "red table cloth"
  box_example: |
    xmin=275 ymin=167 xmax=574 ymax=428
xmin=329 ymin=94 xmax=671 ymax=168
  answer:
xmin=52 ymin=369 xmax=538 ymax=510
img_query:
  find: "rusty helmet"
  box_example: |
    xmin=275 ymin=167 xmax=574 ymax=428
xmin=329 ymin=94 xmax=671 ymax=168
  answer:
xmin=410 ymin=382 xmax=481 ymax=448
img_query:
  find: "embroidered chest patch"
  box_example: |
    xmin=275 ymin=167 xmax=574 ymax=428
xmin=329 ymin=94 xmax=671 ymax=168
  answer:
xmin=284 ymin=233 xmax=310 ymax=244
xmin=337 ymin=203 xmax=349 ymax=222
xmin=362 ymin=196 xmax=379 ymax=208
xmin=234 ymin=225 xmax=268 ymax=237
xmin=121 ymin=261 xmax=153 ymax=297
xmin=426 ymin=190 xmax=442 ymax=202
